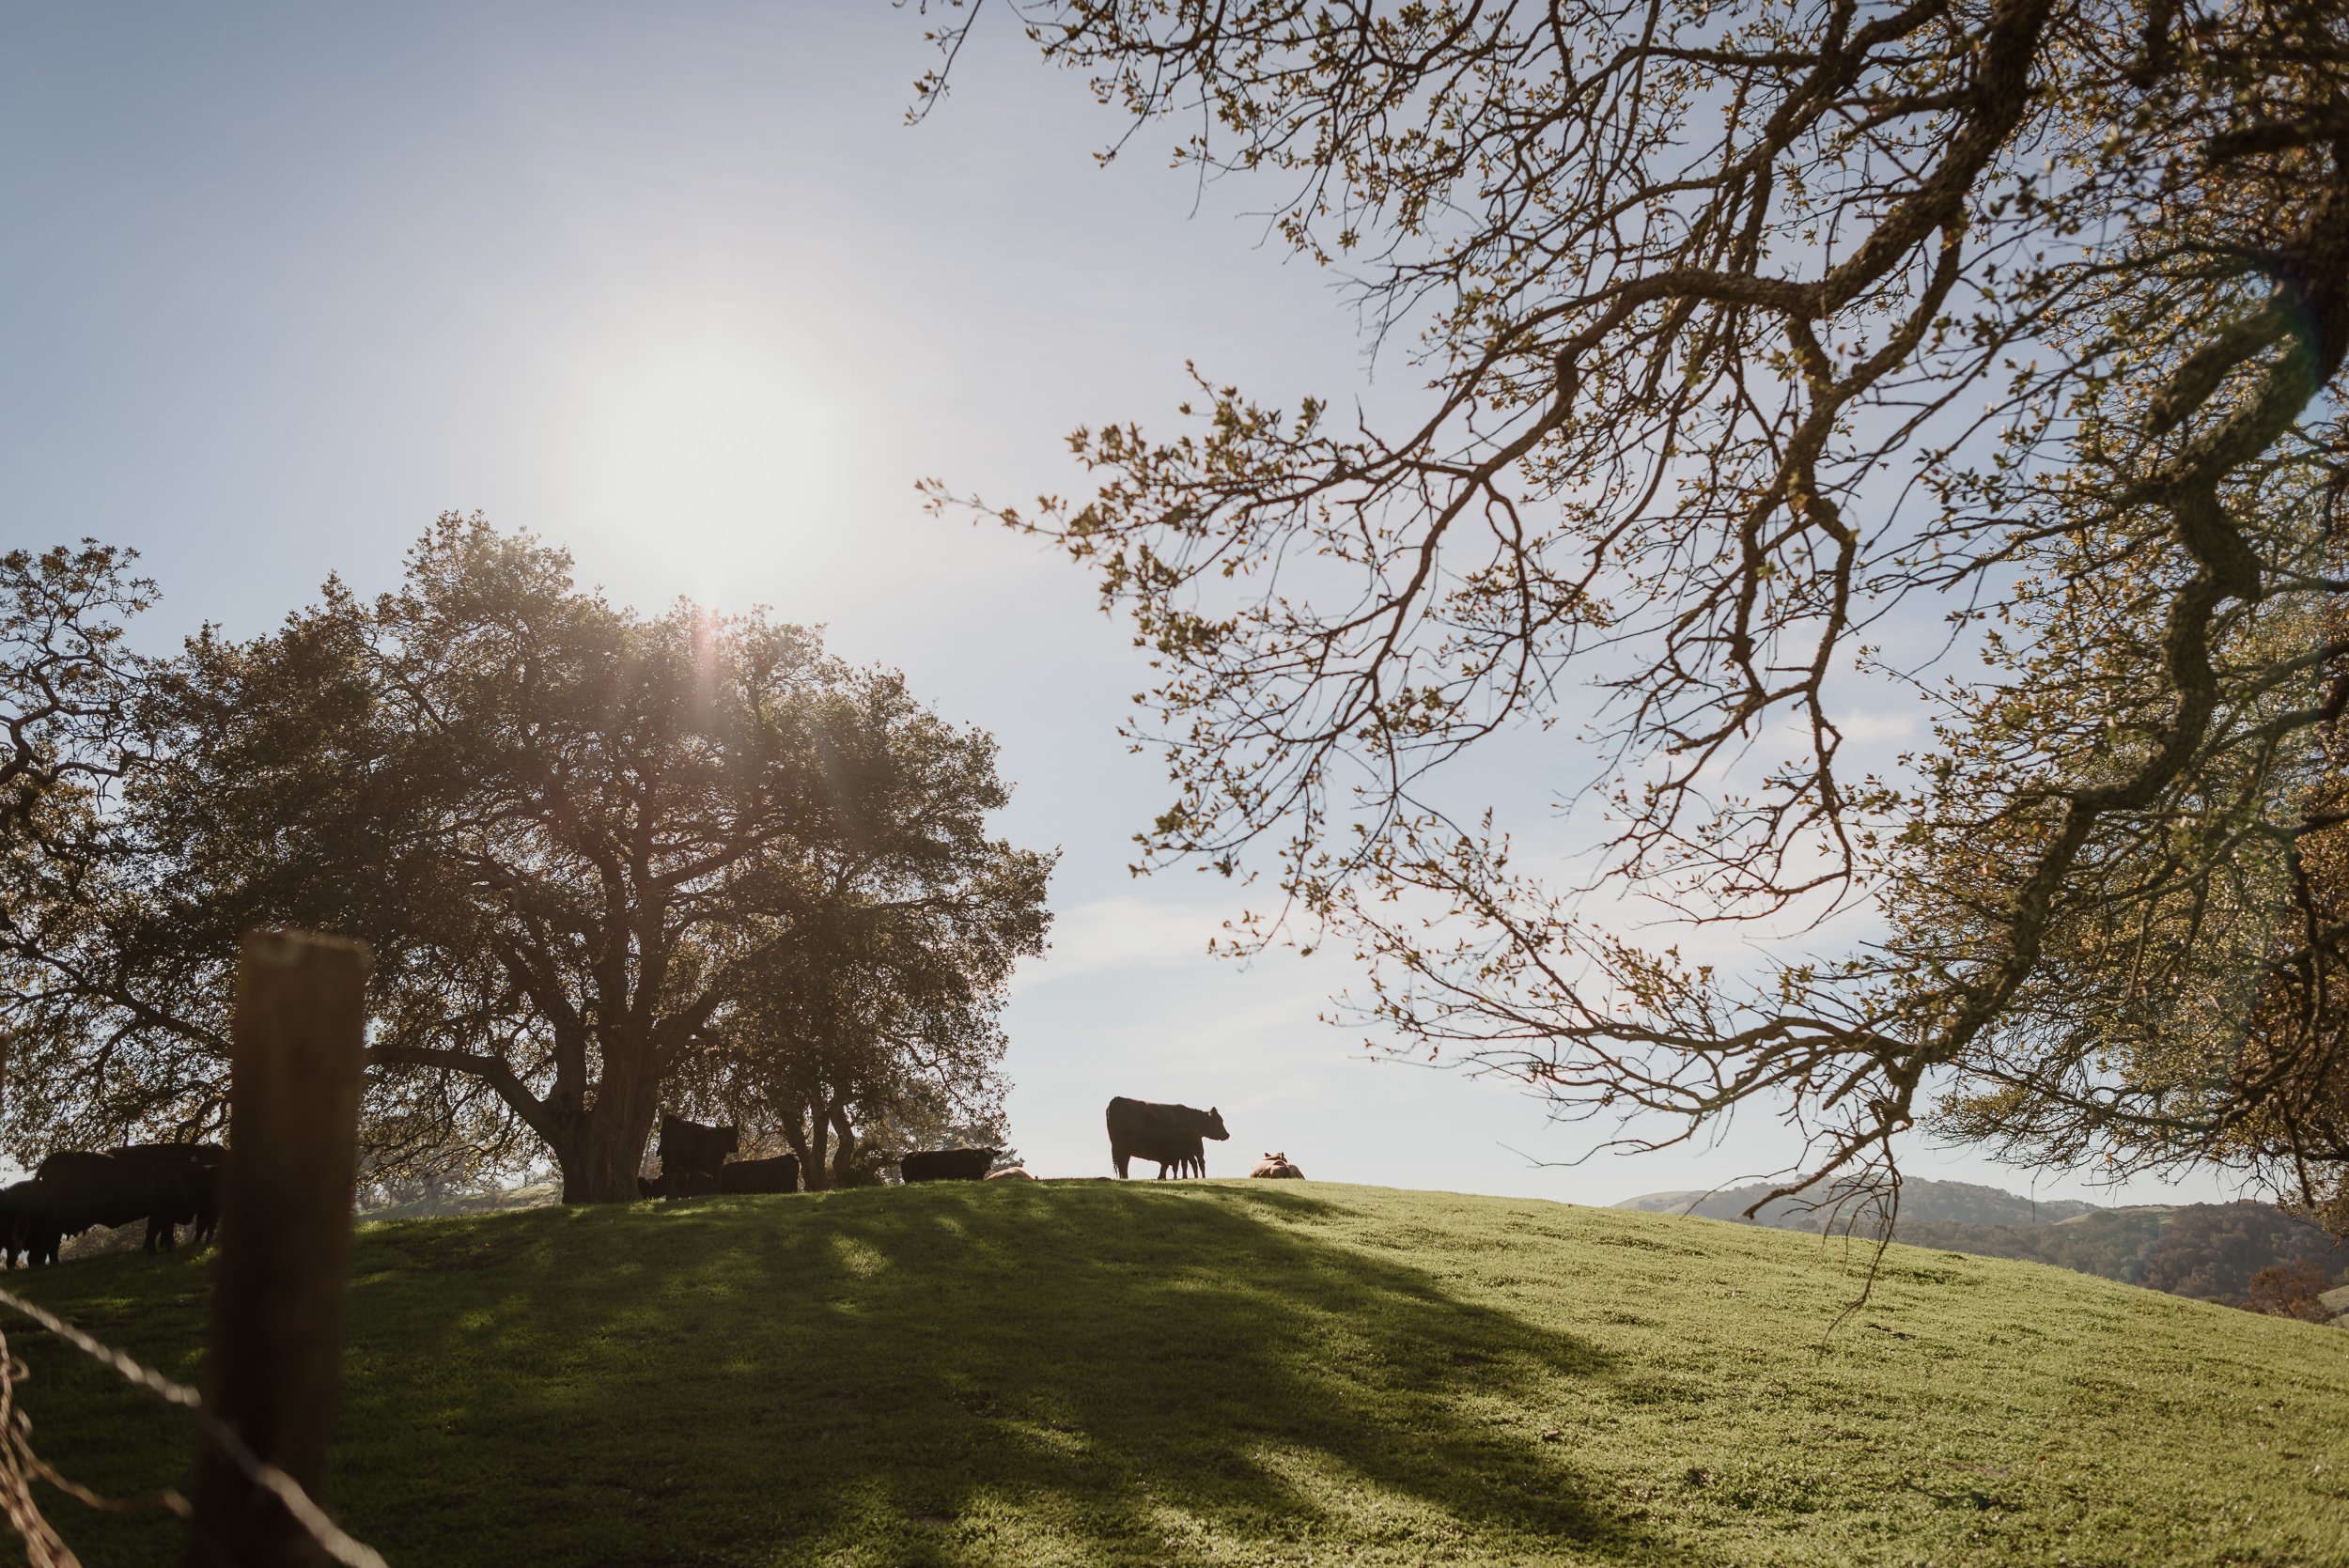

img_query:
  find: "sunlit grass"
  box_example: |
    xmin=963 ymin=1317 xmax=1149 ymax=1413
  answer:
xmin=5 ymin=1182 xmax=2345 ymax=1565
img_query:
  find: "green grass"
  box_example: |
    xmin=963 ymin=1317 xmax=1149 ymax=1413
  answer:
xmin=4 ymin=1181 xmax=2345 ymax=1566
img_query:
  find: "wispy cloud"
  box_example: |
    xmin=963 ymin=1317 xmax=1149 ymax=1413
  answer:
xmin=1014 ymin=893 xmax=1237 ymax=990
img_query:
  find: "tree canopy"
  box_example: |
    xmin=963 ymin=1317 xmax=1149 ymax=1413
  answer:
xmin=684 ymin=885 xmax=1028 ymax=1189
xmin=1 ymin=519 xmax=1052 ymax=1202
xmin=921 ymin=0 xmax=2349 ymax=1224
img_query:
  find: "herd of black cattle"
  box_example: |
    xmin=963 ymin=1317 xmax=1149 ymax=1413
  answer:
xmin=0 ymin=1096 xmax=1293 ymax=1269
xmin=1 ymin=1142 xmax=222 ymax=1267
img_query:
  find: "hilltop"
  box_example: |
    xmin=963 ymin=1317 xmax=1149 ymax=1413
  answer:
xmin=4 ymin=1182 xmax=2345 ymax=1566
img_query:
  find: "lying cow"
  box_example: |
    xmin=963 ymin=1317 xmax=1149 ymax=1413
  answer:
xmin=900 ymin=1147 xmax=997 ymax=1183
xmin=1251 ymin=1151 xmax=1305 ymax=1179
xmin=1105 ymin=1096 xmax=1229 ymax=1179
xmin=717 ymin=1154 xmax=801 ymax=1195
xmin=986 ymin=1167 xmax=1037 ymax=1181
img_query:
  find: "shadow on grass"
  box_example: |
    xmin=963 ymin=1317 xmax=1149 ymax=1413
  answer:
xmin=7 ymin=1184 xmax=1662 ymax=1567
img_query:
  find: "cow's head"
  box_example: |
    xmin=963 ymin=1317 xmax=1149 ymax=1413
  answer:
xmin=1203 ymin=1107 xmax=1232 ymax=1141
xmin=715 ymin=1124 xmax=741 ymax=1159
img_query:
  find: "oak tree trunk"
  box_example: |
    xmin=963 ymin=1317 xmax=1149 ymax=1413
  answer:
xmin=801 ymin=1094 xmax=834 ymax=1190
xmin=828 ymin=1102 xmax=864 ymax=1187
xmin=552 ymin=1059 xmax=661 ymax=1203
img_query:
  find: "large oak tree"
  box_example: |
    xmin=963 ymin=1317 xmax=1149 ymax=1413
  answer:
xmin=3 ymin=519 xmax=1052 ymax=1202
xmin=920 ymin=0 xmax=2349 ymax=1224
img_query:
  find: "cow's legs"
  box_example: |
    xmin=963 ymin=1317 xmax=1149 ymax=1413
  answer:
xmin=1112 ymin=1143 xmax=1129 ymax=1179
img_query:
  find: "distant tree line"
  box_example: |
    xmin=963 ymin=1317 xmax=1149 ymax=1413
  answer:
xmin=1631 ymin=1176 xmax=2345 ymax=1307
xmin=2244 ymin=1259 xmax=2338 ymax=1322
xmin=1899 ymin=1203 xmax=2346 ymax=1309
xmin=0 ymin=520 xmax=1052 ymax=1202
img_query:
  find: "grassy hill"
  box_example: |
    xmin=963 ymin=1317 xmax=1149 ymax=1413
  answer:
xmin=4 ymin=1182 xmax=2345 ymax=1566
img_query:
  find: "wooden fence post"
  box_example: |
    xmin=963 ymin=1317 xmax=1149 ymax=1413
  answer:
xmin=185 ymin=929 xmax=373 ymax=1568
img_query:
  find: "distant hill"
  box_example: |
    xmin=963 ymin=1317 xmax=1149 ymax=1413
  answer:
xmin=1614 ymin=1177 xmax=2101 ymax=1230
xmin=1615 ymin=1181 xmax=2346 ymax=1305
xmin=6 ymin=1182 xmax=2346 ymax=1565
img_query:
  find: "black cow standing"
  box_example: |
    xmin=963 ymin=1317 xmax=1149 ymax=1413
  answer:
xmin=900 ymin=1147 xmax=997 ymax=1183
xmin=1105 ymin=1097 xmax=1229 ymax=1179
xmin=657 ymin=1114 xmax=739 ymax=1181
xmin=638 ymin=1116 xmax=800 ymax=1200
xmin=112 ymin=1142 xmax=224 ymax=1249
xmin=13 ymin=1146 xmax=221 ymax=1265
xmin=0 ymin=1180 xmax=48 ymax=1268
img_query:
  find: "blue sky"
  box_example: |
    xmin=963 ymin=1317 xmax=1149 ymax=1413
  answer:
xmin=1 ymin=4 xmax=2235 ymax=1208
